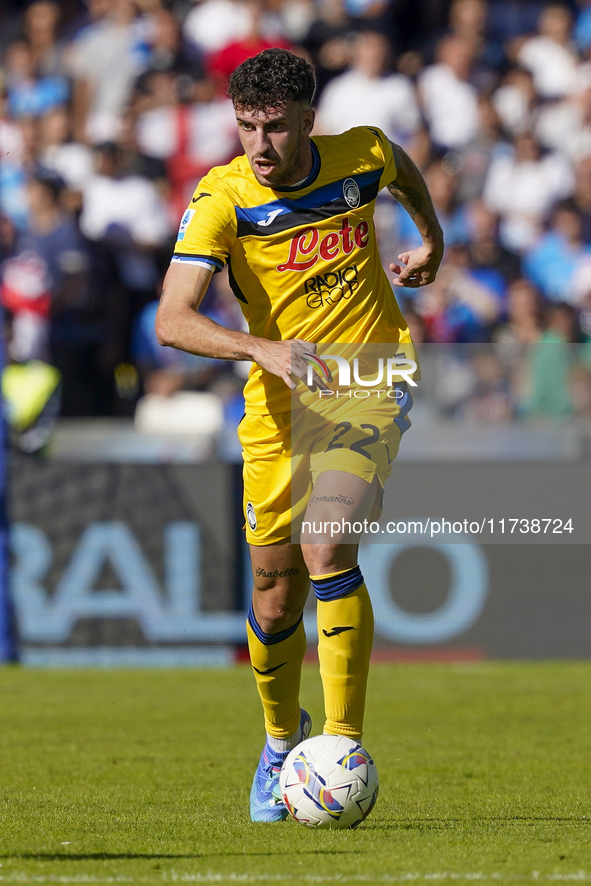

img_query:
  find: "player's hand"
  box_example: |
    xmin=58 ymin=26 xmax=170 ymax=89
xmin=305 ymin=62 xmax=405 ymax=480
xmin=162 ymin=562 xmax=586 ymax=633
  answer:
xmin=390 ymin=244 xmax=443 ymax=288
xmin=249 ymin=339 xmax=332 ymax=392
xmin=292 ymin=340 xmax=333 ymax=392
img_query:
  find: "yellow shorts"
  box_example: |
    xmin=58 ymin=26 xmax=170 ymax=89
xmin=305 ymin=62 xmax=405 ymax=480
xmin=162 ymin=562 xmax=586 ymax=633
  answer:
xmin=238 ymin=384 xmax=412 ymax=545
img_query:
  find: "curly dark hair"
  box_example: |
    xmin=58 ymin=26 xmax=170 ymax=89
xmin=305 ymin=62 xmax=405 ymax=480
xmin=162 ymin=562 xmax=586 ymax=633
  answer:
xmin=227 ymin=48 xmax=316 ymax=110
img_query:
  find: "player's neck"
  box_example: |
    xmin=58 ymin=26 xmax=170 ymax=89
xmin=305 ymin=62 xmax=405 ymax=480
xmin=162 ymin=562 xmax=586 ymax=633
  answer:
xmin=286 ymin=140 xmax=314 ymax=187
xmin=275 ymin=139 xmax=315 ymax=190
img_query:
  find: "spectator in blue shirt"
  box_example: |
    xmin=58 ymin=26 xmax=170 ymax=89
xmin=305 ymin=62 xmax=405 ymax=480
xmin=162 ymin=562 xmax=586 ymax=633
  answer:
xmin=523 ymin=199 xmax=591 ymax=304
xmin=4 ymin=39 xmax=68 ymax=119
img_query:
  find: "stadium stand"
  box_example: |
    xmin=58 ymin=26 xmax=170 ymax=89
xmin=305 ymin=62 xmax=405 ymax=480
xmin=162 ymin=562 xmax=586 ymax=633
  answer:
xmin=0 ymin=0 xmax=590 ymax=434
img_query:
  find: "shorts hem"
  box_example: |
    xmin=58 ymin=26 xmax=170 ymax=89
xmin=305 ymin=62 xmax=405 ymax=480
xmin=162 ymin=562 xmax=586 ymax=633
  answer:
xmin=246 ymin=532 xmax=294 ymax=546
xmin=310 ymin=450 xmax=381 ymax=487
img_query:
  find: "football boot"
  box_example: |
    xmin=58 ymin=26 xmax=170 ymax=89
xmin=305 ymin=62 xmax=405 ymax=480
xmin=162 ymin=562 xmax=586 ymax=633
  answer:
xmin=250 ymin=708 xmax=312 ymax=822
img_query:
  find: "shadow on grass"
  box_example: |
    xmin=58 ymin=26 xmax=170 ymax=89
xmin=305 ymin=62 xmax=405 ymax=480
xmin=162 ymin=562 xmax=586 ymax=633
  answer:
xmin=0 ymin=851 xmax=360 ymax=861
xmin=365 ymin=816 xmax=587 ymax=830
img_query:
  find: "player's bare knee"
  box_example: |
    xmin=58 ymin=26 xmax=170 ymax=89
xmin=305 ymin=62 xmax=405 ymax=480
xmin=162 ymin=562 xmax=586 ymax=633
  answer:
xmin=301 ymin=542 xmax=356 ymax=578
xmin=252 ymin=590 xmax=305 ymax=635
xmin=251 ymin=569 xmax=309 ymax=634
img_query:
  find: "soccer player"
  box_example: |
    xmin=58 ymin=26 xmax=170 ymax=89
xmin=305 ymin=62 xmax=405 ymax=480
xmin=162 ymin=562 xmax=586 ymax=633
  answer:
xmin=156 ymin=48 xmax=443 ymax=822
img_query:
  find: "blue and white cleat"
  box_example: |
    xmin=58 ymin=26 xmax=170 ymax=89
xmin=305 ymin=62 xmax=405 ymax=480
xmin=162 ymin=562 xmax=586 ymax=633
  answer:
xmin=250 ymin=709 xmax=312 ymax=822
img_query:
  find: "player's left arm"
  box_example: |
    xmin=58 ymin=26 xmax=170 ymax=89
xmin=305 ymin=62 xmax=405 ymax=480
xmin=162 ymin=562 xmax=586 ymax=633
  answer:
xmin=386 ymin=140 xmax=444 ymax=288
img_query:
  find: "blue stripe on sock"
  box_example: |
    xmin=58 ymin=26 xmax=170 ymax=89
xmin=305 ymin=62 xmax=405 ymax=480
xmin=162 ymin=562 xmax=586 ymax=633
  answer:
xmin=311 ymin=566 xmax=364 ymax=601
xmin=247 ymin=605 xmax=303 ymax=645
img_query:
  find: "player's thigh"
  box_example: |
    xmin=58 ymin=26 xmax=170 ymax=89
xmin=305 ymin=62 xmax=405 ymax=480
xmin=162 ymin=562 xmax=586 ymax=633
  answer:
xmin=301 ymin=469 xmax=381 ymax=544
xmin=300 ymin=392 xmax=408 ymax=567
xmin=249 ymin=542 xmax=310 ymax=632
xmin=304 ymin=405 xmax=398 ymax=543
xmin=300 ymin=470 xmax=381 ymax=575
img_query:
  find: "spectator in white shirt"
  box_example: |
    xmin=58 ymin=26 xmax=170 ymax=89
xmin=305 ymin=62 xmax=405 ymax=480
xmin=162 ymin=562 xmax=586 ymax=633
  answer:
xmin=80 ymin=142 xmax=170 ymax=248
xmin=79 ymin=141 xmax=173 ymax=374
xmin=419 ymin=35 xmax=479 ymax=150
xmin=66 ymin=0 xmax=150 ymax=142
xmin=535 ymin=84 xmax=591 ymax=163
xmin=183 ymin=0 xmax=254 ymax=54
xmin=38 ymin=106 xmax=94 ymax=195
xmin=493 ymin=67 xmax=537 ymax=137
xmin=316 ymin=30 xmax=420 ymax=145
xmin=483 ymin=132 xmax=574 ymax=252
xmin=517 ymin=5 xmax=580 ymax=99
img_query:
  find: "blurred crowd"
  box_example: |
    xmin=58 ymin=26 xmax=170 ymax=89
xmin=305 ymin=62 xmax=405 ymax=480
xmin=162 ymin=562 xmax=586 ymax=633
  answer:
xmin=2 ymin=0 xmax=591 ymax=450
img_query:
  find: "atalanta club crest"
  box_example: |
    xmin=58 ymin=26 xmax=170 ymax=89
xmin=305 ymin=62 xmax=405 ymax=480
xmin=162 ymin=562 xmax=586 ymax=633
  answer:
xmin=246 ymin=502 xmax=257 ymax=531
xmin=343 ymin=178 xmax=361 ymax=208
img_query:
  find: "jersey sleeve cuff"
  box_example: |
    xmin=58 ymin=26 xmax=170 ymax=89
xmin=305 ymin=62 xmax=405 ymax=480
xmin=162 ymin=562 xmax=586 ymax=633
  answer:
xmin=171 ymin=253 xmax=225 ymax=272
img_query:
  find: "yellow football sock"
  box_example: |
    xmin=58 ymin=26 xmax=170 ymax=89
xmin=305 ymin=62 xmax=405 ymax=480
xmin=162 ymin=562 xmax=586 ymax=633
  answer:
xmin=246 ymin=606 xmax=307 ymax=740
xmin=311 ymin=567 xmax=374 ymax=740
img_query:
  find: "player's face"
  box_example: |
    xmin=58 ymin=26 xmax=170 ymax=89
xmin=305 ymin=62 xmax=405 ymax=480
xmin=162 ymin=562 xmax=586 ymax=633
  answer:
xmin=234 ymin=102 xmax=315 ymax=188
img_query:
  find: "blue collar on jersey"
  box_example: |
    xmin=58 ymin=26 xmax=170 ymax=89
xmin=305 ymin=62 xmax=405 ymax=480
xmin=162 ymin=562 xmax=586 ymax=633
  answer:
xmin=271 ymin=141 xmax=321 ymax=192
xmin=235 ymin=166 xmax=383 ymax=237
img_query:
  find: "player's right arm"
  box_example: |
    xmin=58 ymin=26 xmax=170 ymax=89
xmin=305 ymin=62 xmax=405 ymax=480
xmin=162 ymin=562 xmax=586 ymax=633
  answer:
xmin=386 ymin=140 xmax=444 ymax=288
xmin=156 ymin=262 xmax=327 ymax=391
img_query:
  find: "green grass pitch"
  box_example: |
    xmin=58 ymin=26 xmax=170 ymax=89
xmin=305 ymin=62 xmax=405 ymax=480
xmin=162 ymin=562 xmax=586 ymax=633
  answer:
xmin=1 ymin=662 xmax=590 ymax=885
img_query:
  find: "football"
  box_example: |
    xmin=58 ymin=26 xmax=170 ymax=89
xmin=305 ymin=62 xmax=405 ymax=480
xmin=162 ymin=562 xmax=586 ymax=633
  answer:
xmin=279 ymin=734 xmax=379 ymax=829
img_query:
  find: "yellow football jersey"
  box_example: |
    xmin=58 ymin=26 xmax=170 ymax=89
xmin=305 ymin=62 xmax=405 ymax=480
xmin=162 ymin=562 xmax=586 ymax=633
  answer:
xmin=172 ymin=125 xmax=413 ymax=414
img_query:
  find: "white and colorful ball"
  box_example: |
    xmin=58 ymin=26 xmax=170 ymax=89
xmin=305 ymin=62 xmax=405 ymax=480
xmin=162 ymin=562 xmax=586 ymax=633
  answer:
xmin=279 ymin=734 xmax=379 ymax=829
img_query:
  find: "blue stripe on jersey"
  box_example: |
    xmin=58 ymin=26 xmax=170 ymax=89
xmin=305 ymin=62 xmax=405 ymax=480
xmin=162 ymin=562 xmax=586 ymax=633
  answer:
xmin=172 ymin=253 xmax=224 ymax=271
xmin=235 ymin=167 xmax=383 ymax=228
xmin=393 ymin=383 xmax=413 ymax=436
